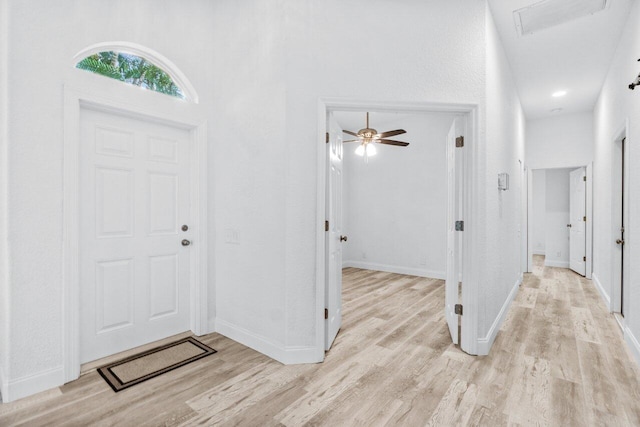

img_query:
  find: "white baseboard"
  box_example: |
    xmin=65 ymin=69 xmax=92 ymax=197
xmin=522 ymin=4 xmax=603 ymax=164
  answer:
xmin=477 ymin=275 xmax=521 ymax=355
xmin=206 ymin=317 xmax=216 ymax=335
xmin=215 ymin=319 xmax=321 ymax=365
xmin=591 ymin=273 xmax=610 ymax=307
xmin=342 ymin=261 xmax=446 ymax=280
xmin=0 ymin=366 xmax=6 ymax=403
xmin=1 ymin=366 xmax=64 ymax=403
xmin=624 ymin=325 xmax=640 ymax=369
xmin=544 ymin=260 xmax=569 ymax=268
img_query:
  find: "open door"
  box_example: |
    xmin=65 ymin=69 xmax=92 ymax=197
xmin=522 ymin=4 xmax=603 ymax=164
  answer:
xmin=445 ymin=119 xmax=461 ymax=344
xmin=325 ymin=113 xmax=344 ymax=350
xmin=569 ymin=167 xmax=586 ymax=276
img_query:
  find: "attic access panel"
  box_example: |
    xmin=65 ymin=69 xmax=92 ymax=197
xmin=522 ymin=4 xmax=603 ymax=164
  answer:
xmin=513 ymin=0 xmax=608 ymax=36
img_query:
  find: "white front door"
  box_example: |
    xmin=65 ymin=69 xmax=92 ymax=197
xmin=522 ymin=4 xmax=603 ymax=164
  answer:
xmin=445 ymin=119 xmax=460 ymax=344
xmin=569 ymin=167 xmax=586 ymax=276
xmin=79 ymin=107 xmax=192 ymax=363
xmin=325 ymin=113 xmax=344 ymax=350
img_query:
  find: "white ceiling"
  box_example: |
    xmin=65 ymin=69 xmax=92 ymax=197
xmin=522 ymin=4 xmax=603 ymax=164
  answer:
xmin=488 ymin=0 xmax=633 ymax=120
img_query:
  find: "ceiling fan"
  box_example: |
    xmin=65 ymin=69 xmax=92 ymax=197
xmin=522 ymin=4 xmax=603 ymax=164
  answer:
xmin=343 ymin=112 xmax=409 ymax=161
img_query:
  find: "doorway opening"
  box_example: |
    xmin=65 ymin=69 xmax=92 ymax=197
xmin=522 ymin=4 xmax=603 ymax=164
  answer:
xmin=527 ymin=165 xmax=593 ymax=278
xmin=316 ymin=99 xmax=479 ymax=358
xmin=612 ymin=123 xmax=629 ymax=320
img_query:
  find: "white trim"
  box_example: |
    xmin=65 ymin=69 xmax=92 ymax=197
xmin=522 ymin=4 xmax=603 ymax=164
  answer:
xmin=62 ymin=81 xmax=208 ymax=384
xmin=544 ymin=260 xmax=570 ymax=268
xmin=477 ymin=275 xmax=521 ymax=355
xmin=0 ymin=366 xmax=7 ymax=403
xmin=342 ymin=261 xmax=445 ymax=280
xmin=0 ymin=366 xmax=64 ymax=403
xmin=610 ymin=119 xmax=629 ymax=314
xmin=591 ymin=273 xmax=611 ymax=307
xmin=585 ymin=162 xmax=593 ymax=279
xmin=215 ymin=319 xmax=319 ymax=365
xmin=316 ymin=98 xmax=480 ymax=358
xmin=72 ymin=42 xmax=199 ymax=103
xmin=624 ymin=325 xmax=640 ymax=368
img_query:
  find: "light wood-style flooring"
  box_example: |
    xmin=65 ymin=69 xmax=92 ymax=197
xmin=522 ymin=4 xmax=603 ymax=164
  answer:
xmin=2 ymin=255 xmax=640 ymax=426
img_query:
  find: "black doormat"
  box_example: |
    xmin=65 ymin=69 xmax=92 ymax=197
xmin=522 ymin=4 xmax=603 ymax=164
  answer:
xmin=97 ymin=337 xmax=216 ymax=392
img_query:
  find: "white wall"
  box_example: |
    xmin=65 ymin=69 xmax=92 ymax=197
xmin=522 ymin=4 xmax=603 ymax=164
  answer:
xmin=3 ymin=0 xmax=531 ymax=401
xmin=480 ymin=6 xmax=526 ymax=350
xmin=532 ymin=170 xmax=546 ymax=255
xmin=593 ymin=1 xmax=640 ymax=363
xmin=2 ymin=0 xmax=216 ymax=402
xmin=544 ymin=169 xmax=571 ymax=268
xmin=0 ymin=0 xmax=9 ymax=401
xmin=277 ymin=0 xmax=487 ymax=351
xmin=526 ymin=112 xmax=594 ymax=169
xmin=341 ymin=113 xmax=454 ymax=279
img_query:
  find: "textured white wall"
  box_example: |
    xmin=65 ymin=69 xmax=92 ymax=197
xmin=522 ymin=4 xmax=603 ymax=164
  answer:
xmin=544 ymin=169 xmax=571 ymax=268
xmin=341 ymin=113 xmax=454 ymax=279
xmin=481 ymin=7 xmax=526 ymax=341
xmin=526 ymin=112 xmax=594 ymax=170
xmin=280 ymin=0 xmax=487 ymax=348
xmin=4 ymin=0 xmax=532 ymax=400
xmin=0 ymin=0 xmax=9 ymax=400
xmin=532 ymin=170 xmax=546 ymax=255
xmin=3 ymin=0 xmax=216 ymax=400
xmin=593 ymin=1 xmax=640 ymax=353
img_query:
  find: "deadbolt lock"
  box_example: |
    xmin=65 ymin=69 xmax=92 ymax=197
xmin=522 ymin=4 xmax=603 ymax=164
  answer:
xmin=182 ymin=225 xmax=189 ymax=232
xmin=340 ymin=235 xmax=348 ymax=242
xmin=182 ymin=239 xmax=191 ymax=246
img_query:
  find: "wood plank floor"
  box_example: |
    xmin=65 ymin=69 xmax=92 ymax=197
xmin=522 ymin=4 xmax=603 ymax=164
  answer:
xmin=2 ymin=255 xmax=640 ymax=426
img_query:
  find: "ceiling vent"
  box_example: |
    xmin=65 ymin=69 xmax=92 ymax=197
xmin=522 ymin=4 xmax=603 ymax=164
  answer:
xmin=513 ymin=0 xmax=609 ymax=36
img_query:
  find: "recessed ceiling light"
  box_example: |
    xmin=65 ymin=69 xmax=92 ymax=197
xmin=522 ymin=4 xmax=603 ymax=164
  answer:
xmin=550 ymin=108 xmax=563 ymax=113
xmin=552 ymin=90 xmax=567 ymax=97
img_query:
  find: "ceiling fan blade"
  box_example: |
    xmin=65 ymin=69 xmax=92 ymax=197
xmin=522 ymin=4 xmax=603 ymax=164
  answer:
xmin=343 ymin=129 xmax=359 ymax=137
xmin=376 ymin=129 xmax=406 ymax=138
xmin=378 ymin=139 xmax=409 ymax=147
xmin=342 ymin=139 xmax=360 ymax=143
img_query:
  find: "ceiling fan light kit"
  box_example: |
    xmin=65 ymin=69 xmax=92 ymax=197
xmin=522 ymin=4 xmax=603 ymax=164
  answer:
xmin=342 ymin=112 xmax=410 ymax=163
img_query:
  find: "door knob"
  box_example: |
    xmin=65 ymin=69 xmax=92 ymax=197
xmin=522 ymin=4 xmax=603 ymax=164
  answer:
xmin=340 ymin=235 xmax=348 ymax=242
xmin=567 ymin=224 xmax=572 ymax=228
xmin=616 ymin=239 xmax=625 ymax=245
xmin=181 ymin=239 xmax=191 ymax=246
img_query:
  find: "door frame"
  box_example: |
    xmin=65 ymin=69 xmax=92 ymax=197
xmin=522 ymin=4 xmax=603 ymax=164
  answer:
xmin=315 ymin=98 xmax=480 ymax=359
xmin=611 ymin=118 xmax=630 ymax=315
xmin=526 ymin=164 xmax=593 ymax=279
xmin=62 ymin=76 xmax=209 ymax=383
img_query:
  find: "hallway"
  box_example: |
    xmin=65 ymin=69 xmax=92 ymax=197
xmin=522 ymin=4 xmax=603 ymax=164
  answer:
xmin=1 ymin=259 xmax=640 ymax=425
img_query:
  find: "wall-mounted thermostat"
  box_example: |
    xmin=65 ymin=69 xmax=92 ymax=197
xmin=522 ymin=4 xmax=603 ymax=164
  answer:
xmin=498 ymin=173 xmax=509 ymax=191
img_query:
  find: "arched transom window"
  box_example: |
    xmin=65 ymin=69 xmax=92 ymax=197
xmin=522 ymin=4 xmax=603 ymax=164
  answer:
xmin=76 ymin=51 xmax=185 ymax=99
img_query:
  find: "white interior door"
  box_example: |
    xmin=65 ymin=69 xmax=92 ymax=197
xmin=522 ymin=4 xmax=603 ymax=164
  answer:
xmin=79 ymin=107 xmax=192 ymax=363
xmin=569 ymin=167 xmax=586 ymax=276
xmin=325 ymin=113 xmax=344 ymax=350
xmin=445 ymin=119 xmax=460 ymax=344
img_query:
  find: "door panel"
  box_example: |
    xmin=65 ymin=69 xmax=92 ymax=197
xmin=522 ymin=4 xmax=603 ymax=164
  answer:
xmin=445 ymin=119 xmax=459 ymax=344
xmin=325 ymin=113 xmax=343 ymax=351
xmin=80 ymin=108 xmax=191 ymax=363
xmin=569 ymin=167 xmax=586 ymax=276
